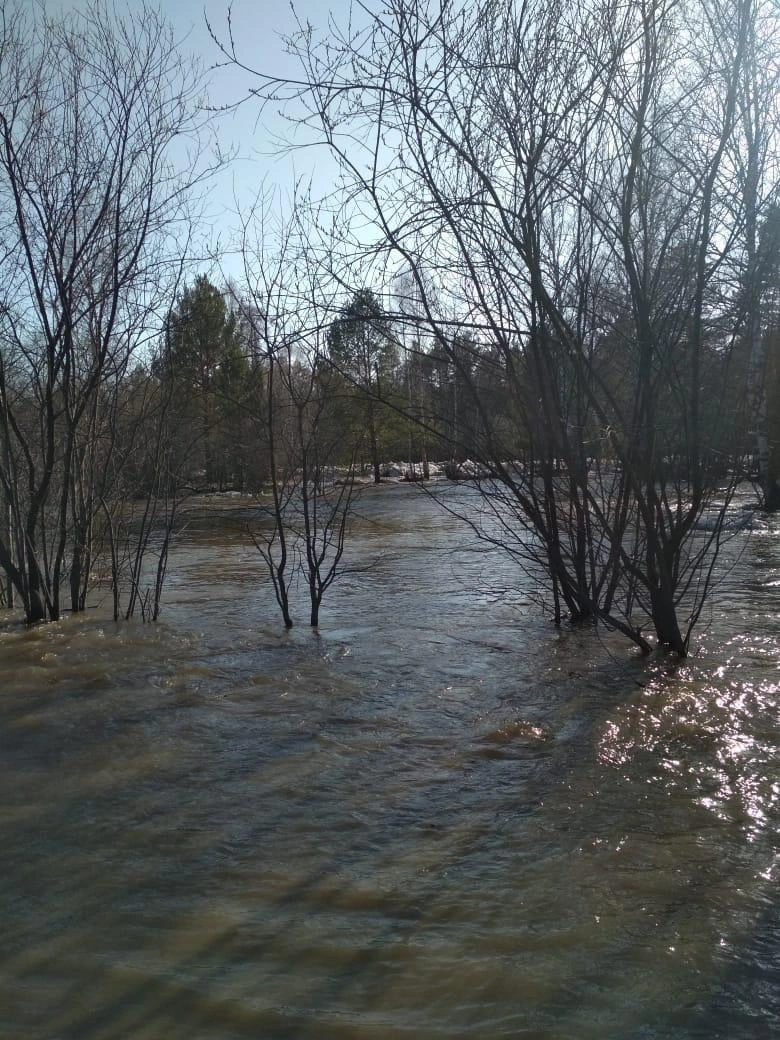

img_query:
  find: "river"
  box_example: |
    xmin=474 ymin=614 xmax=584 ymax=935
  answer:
xmin=0 ymin=481 xmax=777 ymax=1039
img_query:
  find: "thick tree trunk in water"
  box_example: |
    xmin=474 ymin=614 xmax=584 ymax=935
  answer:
xmin=650 ymin=586 xmax=686 ymax=655
xmin=70 ymin=542 xmax=83 ymax=613
xmin=762 ymin=329 xmax=780 ymax=510
xmin=0 ymin=505 xmax=13 ymax=608
xmin=367 ymin=401 xmax=381 ymax=483
xmin=26 ymin=581 xmax=46 ymax=624
xmin=23 ymin=528 xmax=49 ymax=622
xmin=278 ymin=570 xmax=293 ymax=629
xmin=749 ymin=327 xmax=780 ymax=512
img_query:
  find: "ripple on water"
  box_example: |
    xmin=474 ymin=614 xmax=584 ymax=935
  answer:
xmin=0 ymin=485 xmax=777 ymax=1040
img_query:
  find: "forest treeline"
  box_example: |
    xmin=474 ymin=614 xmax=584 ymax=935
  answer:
xmin=1 ymin=0 xmax=779 ymax=654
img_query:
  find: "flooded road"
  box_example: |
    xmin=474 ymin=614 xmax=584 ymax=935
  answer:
xmin=0 ymin=482 xmax=777 ymax=1039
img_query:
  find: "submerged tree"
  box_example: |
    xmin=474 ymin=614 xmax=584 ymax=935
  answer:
xmin=235 ymin=201 xmax=362 ymax=628
xmin=255 ymin=348 xmax=359 ymax=627
xmin=0 ymin=1 xmax=208 ymax=623
xmin=99 ymin=365 xmax=192 ymax=624
xmin=222 ymin=0 xmax=776 ymax=655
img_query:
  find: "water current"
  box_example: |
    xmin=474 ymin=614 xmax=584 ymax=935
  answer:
xmin=0 ymin=482 xmax=777 ymax=1039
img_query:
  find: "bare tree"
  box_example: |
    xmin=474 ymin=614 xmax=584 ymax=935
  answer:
xmin=235 ymin=199 xmax=361 ymax=628
xmin=99 ymin=366 xmax=192 ymax=624
xmin=0 ymin=0 xmax=209 ymax=622
xmin=220 ymin=0 xmax=772 ymax=655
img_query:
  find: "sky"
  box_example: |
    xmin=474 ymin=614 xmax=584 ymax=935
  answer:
xmin=168 ymin=0 xmax=340 ymax=175
xmin=59 ymin=0 xmax=360 ymax=278
xmin=171 ymin=0 xmax=352 ymax=267
xmin=182 ymin=0 xmax=391 ymax=289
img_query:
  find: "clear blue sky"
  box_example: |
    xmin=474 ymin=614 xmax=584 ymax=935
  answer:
xmin=164 ymin=0 xmax=353 ymax=254
xmin=58 ymin=0 xmax=358 ymax=276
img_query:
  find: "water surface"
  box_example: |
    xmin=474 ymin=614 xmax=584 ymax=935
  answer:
xmin=1 ymin=483 xmax=777 ymax=1039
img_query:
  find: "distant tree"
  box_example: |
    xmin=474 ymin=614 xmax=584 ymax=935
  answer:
xmin=159 ymin=275 xmax=251 ymax=489
xmin=732 ymin=0 xmax=780 ymax=511
xmin=328 ymin=290 xmax=397 ymax=483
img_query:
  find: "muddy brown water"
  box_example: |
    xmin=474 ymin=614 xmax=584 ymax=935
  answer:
xmin=0 ymin=482 xmax=777 ymax=1039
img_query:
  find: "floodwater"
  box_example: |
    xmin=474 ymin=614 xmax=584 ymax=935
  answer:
xmin=0 ymin=482 xmax=777 ymax=1040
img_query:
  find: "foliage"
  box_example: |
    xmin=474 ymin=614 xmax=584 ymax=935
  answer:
xmin=157 ymin=275 xmax=256 ymax=490
xmin=328 ymin=290 xmax=398 ymax=482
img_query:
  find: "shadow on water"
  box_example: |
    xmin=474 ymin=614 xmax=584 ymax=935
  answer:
xmin=0 ymin=484 xmax=777 ymax=1039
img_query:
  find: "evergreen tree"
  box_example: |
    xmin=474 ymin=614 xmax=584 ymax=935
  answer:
xmin=161 ymin=275 xmax=251 ymax=488
xmin=327 ymin=290 xmax=396 ymax=482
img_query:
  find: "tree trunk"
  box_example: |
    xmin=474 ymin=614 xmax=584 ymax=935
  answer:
xmin=649 ymin=586 xmax=686 ymax=655
xmin=367 ymin=400 xmax=381 ymax=483
xmin=26 ymin=573 xmax=47 ymax=624
xmin=70 ymin=542 xmax=83 ymax=614
xmin=756 ymin=328 xmax=780 ymax=510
